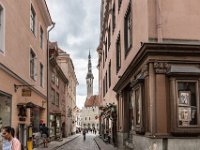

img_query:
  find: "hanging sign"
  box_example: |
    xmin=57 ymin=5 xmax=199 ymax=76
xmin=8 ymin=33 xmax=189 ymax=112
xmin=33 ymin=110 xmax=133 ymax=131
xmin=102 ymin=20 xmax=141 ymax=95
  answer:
xmin=22 ymin=88 xmax=31 ymax=97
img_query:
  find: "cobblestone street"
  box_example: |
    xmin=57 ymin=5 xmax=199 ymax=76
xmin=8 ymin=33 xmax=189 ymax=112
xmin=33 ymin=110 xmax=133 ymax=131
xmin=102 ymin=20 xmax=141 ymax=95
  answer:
xmin=56 ymin=133 xmax=99 ymax=150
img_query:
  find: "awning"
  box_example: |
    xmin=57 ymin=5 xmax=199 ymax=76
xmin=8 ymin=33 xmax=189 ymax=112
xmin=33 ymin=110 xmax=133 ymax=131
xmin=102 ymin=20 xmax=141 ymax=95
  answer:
xmin=167 ymin=65 xmax=200 ymax=75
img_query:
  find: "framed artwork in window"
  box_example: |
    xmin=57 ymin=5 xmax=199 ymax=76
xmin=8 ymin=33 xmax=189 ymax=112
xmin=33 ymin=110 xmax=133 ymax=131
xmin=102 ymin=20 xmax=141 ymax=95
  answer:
xmin=178 ymin=107 xmax=191 ymax=126
xmin=178 ymin=91 xmax=191 ymax=106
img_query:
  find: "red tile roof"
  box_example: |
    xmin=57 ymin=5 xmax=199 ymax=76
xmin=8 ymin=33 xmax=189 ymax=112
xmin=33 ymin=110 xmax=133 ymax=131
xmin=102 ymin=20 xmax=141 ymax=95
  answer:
xmin=84 ymin=95 xmax=100 ymax=107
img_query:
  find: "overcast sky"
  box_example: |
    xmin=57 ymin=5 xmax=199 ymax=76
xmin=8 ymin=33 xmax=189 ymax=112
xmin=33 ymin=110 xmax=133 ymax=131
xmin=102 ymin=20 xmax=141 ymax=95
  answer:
xmin=46 ymin=0 xmax=101 ymax=109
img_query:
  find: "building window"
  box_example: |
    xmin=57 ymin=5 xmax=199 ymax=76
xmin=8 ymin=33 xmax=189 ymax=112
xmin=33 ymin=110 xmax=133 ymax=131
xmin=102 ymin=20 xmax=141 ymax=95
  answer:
xmin=40 ymin=63 xmax=43 ymax=87
xmin=118 ymin=0 xmax=122 ymax=11
xmin=124 ymin=4 xmax=132 ymax=56
xmin=112 ymin=3 xmax=116 ymax=32
xmin=55 ymin=92 xmax=59 ymax=106
xmin=103 ymin=78 xmax=105 ymax=97
xmin=85 ymin=117 xmax=87 ymax=121
xmin=169 ymin=77 xmax=200 ymax=134
xmin=106 ymin=71 xmax=108 ymax=93
xmin=51 ymin=88 xmax=55 ymax=104
xmin=109 ymin=61 xmax=111 ymax=87
xmin=102 ymin=50 xmax=105 ymax=68
xmin=51 ymin=72 xmax=55 ymax=83
xmin=55 ymin=75 xmax=59 ymax=87
xmin=116 ymin=34 xmax=121 ymax=72
xmin=177 ymin=81 xmax=198 ymax=127
xmin=40 ymin=27 xmax=43 ymax=49
xmin=30 ymin=49 xmax=36 ymax=80
xmin=132 ymin=84 xmax=143 ymax=133
xmin=108 ymin=24 xmax=111 ymax=50
xmin=105 ymin=38 xmax=107 ymax=60
xmin=0 ymin=5 xmax=5 ymax=53
xmin=30 ymin=5 xmax=36 ymax=34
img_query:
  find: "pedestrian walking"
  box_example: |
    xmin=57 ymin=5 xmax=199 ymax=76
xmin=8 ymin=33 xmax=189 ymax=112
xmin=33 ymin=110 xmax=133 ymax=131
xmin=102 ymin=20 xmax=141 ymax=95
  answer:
xmin=41 ymin=123 xmax=49 ymax=148
xmin=82 ymin=129 xmax=86 ymax=141
xmin=1 ymin=126 xmax=21 ymax=150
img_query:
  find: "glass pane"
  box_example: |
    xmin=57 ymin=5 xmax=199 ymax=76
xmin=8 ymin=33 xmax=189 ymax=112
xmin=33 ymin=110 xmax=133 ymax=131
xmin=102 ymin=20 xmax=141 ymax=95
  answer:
xmin=177 ymin=81 xmax=197 ymax=126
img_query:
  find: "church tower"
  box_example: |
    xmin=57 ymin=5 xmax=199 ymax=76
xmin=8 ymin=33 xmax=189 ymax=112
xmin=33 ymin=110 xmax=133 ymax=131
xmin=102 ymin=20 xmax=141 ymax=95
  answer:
xmin=86 ymin=51 xmax=94 ymax=99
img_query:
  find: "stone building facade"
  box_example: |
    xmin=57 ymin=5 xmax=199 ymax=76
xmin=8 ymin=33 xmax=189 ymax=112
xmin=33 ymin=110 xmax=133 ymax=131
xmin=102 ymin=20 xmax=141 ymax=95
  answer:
xmin=97 ymin=0 xmax=200 ymax=149
xmin=48 ymin=42 xmax=68 ymax=139
xmin=0 ymin=0 xmax=53 ymax=149
xmin=81 ymin=97 xmax=100 ymax=132
xmin=57 ymin=49 xmax=78 ymax=136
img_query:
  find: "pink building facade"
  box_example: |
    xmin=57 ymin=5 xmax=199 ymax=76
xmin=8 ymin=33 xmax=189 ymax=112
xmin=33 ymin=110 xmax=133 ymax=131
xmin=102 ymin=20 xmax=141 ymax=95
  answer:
xmin=97 ymin=0 xmax=200 ymax=149
xmin=0 ymin=0 xmax=53 ymax=149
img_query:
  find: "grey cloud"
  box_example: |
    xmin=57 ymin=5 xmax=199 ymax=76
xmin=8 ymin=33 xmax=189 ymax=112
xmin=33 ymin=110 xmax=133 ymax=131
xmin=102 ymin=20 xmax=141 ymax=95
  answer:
xmin=46 ymin=0 xmax=101 ymax=104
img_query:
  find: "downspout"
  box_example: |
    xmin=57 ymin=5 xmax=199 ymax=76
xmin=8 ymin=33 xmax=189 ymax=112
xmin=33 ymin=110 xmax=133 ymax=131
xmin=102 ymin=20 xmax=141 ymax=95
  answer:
xmin=156 ymin=0 xmax=163 ymax=42
xmin=47 ymin=22 xmax=55 ymax=126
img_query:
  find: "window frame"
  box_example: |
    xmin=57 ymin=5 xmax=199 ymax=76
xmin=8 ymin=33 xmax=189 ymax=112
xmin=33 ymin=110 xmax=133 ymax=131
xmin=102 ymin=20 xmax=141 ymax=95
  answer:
xmin=112 ymin=3 xmax=116 ymax=33
xmin=124 ymin=3 xmax=132 ymax=57
xmin=116 ymin=34 xmax=121 ymax=73
xmin=30 ymin=48 xmax=36 ymax=80
xmin=170 ymin=77 xmax=200 ymax=134
xmin=132 ymin=83 xmax=144 ymax=133
xmin=40 ymin=63 xmax=44 ymax=87
xmin=30 ymin=5 xmax=36 ymax=34
xmin=40 ymin=26 xmax=43 ymax=49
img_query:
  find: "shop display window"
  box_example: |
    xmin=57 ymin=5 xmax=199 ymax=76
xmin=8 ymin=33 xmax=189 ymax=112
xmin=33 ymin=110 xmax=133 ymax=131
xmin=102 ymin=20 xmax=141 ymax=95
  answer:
xmin=177 ymin=81 xmax=198 ymax=127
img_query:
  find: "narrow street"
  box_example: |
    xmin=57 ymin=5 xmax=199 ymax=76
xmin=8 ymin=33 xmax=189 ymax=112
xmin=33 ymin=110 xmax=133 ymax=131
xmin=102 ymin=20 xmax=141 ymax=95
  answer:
xmin=56 ymin=133 xmax=99 ymax=150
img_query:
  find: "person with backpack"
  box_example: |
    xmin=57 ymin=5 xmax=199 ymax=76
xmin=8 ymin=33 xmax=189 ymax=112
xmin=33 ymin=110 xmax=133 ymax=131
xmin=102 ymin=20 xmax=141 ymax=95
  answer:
xmin=41 ymin=124 xmax=49 ymax=148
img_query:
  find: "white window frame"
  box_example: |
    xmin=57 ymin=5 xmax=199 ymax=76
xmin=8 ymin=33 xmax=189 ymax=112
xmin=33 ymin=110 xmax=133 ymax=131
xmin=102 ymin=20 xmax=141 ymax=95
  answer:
xmin=30 ymin=4 xmax=36 ymax=35
xmin=30 ymin=48 xmax=37 ymax=80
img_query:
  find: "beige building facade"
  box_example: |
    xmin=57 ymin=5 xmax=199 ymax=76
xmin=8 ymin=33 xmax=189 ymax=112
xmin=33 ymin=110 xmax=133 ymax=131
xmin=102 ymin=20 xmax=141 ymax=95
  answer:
xmin=0 ymin=0 xmax=52 ymax=149
xmin=98 ymin=0 xmax=200 ymax=149
xmin=57 ymin=49 xmax=78 ymax=136
xmin=48 ymin=42 xmax=68 ymax=139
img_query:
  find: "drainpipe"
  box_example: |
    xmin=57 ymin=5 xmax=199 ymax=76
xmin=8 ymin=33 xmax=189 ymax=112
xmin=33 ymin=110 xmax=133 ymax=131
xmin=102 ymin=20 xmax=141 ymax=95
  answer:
xmin=156 ymin=0 xmax=163 ymax=42
xmin=47 ymin=22 xmax=55 ymax=127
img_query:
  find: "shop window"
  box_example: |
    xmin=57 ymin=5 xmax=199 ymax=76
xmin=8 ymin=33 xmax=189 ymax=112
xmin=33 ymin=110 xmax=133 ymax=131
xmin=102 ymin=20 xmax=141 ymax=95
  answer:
xmin=170 ymin=78 xmax=200 ymax=134
xmin=177 ymin=81 xmax=198 ymax=127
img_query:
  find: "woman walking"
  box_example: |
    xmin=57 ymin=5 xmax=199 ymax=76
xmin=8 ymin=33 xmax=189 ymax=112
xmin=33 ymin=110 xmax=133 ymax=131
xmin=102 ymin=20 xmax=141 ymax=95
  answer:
xmin=1 ymin=126 xmax=21 ymax=150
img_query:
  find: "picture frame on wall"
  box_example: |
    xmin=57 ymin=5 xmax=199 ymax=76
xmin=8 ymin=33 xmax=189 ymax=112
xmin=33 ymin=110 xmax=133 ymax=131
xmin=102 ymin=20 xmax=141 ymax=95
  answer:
xmin=179 ymin=91 xmax=191 ymax=105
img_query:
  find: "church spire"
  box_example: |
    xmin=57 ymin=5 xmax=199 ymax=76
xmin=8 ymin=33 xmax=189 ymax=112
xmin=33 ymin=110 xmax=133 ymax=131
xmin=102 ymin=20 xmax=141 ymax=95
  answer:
xmin=86 ymin=50 xmax=94 ymax=98
xmin=88 ymin=50 xmax=92 ymax=74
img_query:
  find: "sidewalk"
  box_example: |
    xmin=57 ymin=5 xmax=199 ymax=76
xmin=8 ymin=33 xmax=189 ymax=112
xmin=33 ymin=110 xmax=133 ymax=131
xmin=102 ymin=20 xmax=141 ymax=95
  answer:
xmin=33 ymin=134 xmax=81 ymax=150
xmin=94 ymin=136 xmax=119 ymax=150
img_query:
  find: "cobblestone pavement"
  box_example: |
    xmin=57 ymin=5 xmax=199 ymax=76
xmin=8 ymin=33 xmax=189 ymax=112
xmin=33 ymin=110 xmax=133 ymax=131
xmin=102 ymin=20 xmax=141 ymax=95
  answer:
xmin=56 ymin=133 xmax=99 ymax=150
